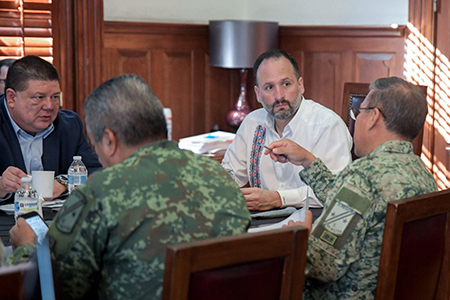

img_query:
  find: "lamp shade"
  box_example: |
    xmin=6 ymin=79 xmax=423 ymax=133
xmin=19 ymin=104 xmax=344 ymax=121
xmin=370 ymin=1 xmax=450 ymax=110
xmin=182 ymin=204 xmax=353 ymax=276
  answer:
xmin=209 ymin=20 xmax=279 ymax=69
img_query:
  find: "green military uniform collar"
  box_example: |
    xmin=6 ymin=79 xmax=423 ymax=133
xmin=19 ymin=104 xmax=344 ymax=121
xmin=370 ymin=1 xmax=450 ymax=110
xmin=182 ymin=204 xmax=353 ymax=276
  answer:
xmin=366 ymin=140 xmax=414 ymax=159
xmin=129 ymin=140 xmax=178 ymax=158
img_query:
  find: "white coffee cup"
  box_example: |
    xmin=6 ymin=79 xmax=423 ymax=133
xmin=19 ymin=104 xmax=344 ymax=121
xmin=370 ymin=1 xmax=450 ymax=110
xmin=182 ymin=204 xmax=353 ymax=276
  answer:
xmin=32 ymin=171 xmax=55 ymax=200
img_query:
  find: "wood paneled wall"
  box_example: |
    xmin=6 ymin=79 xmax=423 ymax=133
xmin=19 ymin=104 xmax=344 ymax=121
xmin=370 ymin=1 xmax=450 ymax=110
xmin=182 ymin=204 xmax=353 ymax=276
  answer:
xmin=103 ymin=22 xmax=406 ymax=141
xmin=53 ymin=0 xmax=103 ymax=115
xmin=280 ymin=26 xmax=406 ymax=116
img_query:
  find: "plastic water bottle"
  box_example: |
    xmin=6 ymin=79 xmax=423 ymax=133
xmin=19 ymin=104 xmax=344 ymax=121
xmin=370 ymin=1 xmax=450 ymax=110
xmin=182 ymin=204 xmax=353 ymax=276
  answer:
xmin=14 ymin=176 xmax=40 ymax=222
xmin=163 ymin=108 xmax=172 ymax=140
xmin=68 ymin=156 xmax=88 ymax=194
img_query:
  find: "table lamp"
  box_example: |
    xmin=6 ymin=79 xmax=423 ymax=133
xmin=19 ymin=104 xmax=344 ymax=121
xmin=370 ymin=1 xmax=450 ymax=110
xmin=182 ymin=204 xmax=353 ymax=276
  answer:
xmin=209 ymin=20 xmax=279 ymax=129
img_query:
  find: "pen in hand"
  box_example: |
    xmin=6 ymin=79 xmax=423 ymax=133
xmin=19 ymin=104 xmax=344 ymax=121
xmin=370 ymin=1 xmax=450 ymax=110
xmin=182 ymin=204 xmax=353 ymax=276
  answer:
xmin=264 ymin=145 xmax=287 ymax=158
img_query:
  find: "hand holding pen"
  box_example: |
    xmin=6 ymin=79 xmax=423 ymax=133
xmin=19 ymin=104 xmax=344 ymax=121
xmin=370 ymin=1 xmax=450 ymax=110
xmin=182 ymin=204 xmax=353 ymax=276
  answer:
xmin=263 ymin=146 xmax=287 ymax=158
xmin=264 ymin=139 xmax=317 ymax=168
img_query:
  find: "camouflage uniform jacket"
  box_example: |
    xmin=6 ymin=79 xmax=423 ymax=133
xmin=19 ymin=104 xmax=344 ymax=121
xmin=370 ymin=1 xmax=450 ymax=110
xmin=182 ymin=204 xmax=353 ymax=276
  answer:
xmin=16 ymin=141 xmax=251 ymax=300
xmin=300 ymin=141 xmax=437 ymax=300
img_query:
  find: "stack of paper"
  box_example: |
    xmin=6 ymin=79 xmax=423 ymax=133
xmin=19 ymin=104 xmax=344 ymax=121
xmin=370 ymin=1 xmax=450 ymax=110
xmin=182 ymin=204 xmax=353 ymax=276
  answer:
xmin=178 ymin=131 xmax=235 ymax=154
xmin=248 ymin=207 xmax=306 ymax=233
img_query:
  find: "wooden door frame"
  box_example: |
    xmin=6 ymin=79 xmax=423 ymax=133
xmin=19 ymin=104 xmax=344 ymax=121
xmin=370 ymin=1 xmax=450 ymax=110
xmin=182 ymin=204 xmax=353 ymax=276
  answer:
xmin=52 ymin=0 xmax=104 ymax=116
xmin=408 ymin=0 xmax=439 ymax=175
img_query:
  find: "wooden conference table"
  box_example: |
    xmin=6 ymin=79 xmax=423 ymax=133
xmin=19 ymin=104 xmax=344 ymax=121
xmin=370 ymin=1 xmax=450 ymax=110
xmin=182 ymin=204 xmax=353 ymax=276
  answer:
xmin=0 ymin=153 xmax=322 ymax=246
xmin=0 ymin=206 xmax=321 ymax=248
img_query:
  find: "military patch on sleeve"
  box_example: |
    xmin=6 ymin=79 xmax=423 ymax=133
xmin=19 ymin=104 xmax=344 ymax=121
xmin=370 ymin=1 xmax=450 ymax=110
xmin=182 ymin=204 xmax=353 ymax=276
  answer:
xmin=312 ymin=185 xmax=371 ymax=250
xmin=320 ymin=230 xmax=337 ymax=245
xmin=55 ymin=192 xmax=87 ymax=234
xmin=323 ymin=200 xmax=356 ymax=235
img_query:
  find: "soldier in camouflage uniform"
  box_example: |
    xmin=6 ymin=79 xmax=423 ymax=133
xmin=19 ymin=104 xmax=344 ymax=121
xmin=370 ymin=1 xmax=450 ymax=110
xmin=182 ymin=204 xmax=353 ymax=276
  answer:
xmin=266 ymin=77 xmax=437 ymax=299
xmin=9 ymin=74 xmax=251 ymax=299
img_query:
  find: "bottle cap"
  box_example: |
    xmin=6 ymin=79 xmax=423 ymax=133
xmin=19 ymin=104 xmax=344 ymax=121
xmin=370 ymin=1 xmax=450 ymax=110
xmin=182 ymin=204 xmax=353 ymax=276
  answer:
xmin=73 ymin=155 xmax=82 ymax=160
xmin=21 ymin=176 xmax=32 ymax=183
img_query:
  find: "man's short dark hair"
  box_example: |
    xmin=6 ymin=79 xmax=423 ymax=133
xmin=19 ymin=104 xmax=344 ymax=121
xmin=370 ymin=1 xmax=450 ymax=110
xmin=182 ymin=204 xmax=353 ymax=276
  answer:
xmin=5 ymin=56 xmax=60 ymax=92
xmin=253 ymin=49 xmax=300 ymax=86
xmin=367 ymin=77 xmax=427 ymax=141
xmin=84 ymin=74 xmax=167 ymax=146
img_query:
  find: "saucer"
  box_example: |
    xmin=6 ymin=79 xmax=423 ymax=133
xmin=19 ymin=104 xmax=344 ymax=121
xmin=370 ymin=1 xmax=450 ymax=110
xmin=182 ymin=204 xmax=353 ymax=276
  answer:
xmin=0 ymin=204 xmax=15 ymax=215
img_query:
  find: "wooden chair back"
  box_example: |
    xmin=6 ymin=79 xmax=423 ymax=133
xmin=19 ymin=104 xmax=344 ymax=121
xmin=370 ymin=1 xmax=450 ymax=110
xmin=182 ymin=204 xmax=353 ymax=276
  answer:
xmin=0 ymin=237 xmax=57 ymax=300
xmin=342 ymin=82 xmax=427 ymax=159
xmin=162 ymin=226 xmax=309 ymax=300
xmin=0 ymin=262 xmax=38 ymax=300
xmin=375 ymin=189 xmax=450 ymax=300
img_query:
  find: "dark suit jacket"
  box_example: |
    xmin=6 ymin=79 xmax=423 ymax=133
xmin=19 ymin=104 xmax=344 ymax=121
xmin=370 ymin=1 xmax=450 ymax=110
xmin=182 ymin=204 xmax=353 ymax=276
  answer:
xmin=0 ymin=94 xmax=102 ymax=183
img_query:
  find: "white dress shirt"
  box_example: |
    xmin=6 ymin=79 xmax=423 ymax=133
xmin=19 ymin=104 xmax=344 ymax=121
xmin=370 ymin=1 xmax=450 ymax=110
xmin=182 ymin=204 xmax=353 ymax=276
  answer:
xmin=4 ymin=100 xmax=54 ymax=174
xmin=222 ymin=99 xmax=352 ymax=208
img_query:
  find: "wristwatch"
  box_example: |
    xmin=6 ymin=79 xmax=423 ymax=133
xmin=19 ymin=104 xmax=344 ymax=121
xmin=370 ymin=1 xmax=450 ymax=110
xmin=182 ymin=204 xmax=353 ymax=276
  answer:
xmin=55 ymin=174 xmax=68 ymax=188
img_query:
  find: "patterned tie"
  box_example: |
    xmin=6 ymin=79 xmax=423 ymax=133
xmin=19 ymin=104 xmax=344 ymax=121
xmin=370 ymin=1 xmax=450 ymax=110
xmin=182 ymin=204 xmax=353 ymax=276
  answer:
xmin=249 ymin=125 xmax=266 ymax=188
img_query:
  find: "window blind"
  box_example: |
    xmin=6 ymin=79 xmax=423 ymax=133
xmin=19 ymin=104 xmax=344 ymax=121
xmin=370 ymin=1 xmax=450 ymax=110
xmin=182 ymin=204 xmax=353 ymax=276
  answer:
xmin=0 ymin=0 xmax=52 ymax=62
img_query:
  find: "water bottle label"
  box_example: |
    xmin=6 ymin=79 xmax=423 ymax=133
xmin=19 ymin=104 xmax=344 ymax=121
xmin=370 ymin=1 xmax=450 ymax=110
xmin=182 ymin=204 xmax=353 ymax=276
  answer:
xmin=15 ymin=200 xmax=39 ymax=210
xmin=69 ymin=175 xmax=87 ymax=186
xmin=68 ymin=175 xmax=74 ymax=186
xmin=15 ymin=199 xmax=39 ymax=220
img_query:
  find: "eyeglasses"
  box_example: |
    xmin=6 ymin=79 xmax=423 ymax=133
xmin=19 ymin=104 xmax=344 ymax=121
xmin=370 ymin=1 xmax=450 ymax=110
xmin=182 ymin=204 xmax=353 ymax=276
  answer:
xmin=349 ymin=107 xmax=386 ymax=120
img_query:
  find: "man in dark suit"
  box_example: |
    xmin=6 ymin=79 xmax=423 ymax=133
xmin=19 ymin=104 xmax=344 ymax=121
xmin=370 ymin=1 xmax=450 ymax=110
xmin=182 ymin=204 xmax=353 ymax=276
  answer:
xmin=0 ymin=58 xmax=15 ymax=95
xmin=0 ymin=56 xmax=101 ymax=202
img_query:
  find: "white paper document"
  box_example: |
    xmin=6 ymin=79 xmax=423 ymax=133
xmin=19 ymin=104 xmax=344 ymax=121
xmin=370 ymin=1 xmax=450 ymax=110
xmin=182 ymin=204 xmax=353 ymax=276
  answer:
xmin=247 ymin=207 xmax=307 ymax=233
xmin=178 ymin=131 xmax=235 ymax=154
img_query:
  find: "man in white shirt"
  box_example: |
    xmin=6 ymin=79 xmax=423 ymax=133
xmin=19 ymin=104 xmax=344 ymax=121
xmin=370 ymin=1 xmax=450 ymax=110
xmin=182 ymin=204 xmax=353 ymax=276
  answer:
xmin=222 ymin=49 xmax=352 ymax=212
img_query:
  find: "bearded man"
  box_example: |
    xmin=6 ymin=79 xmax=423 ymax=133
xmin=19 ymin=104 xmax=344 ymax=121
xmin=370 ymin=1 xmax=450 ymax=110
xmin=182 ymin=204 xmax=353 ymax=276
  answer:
xmin=222 ymin=49 xmax=352 ymax=214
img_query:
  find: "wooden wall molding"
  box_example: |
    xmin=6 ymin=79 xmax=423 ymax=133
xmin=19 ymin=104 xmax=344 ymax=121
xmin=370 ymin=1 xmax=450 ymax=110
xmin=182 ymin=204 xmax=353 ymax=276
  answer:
xmin=105 ymin=22 xmax=406 ymax=37
xmin=105 ymin=21 xmax=207 ymax=36
xmin=279 ymin=26 xmax=406 ymax=37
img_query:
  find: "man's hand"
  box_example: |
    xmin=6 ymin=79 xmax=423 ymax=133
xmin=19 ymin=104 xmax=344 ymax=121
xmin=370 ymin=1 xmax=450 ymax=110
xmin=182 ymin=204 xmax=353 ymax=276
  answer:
xmin=52 ymin=179 xmax=66 ymax=200
xmin=0 ymin=167 xmax=27 ymax=198
xmin=10 ymin=218 xmax=36 ymax=250
xmin=283 ymin=210 xmax=313 ymax=236
xmin=241 ymin=188 xmax=282 ymax=211
xmin=264 ymin=139 xmax=316 ymax=168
